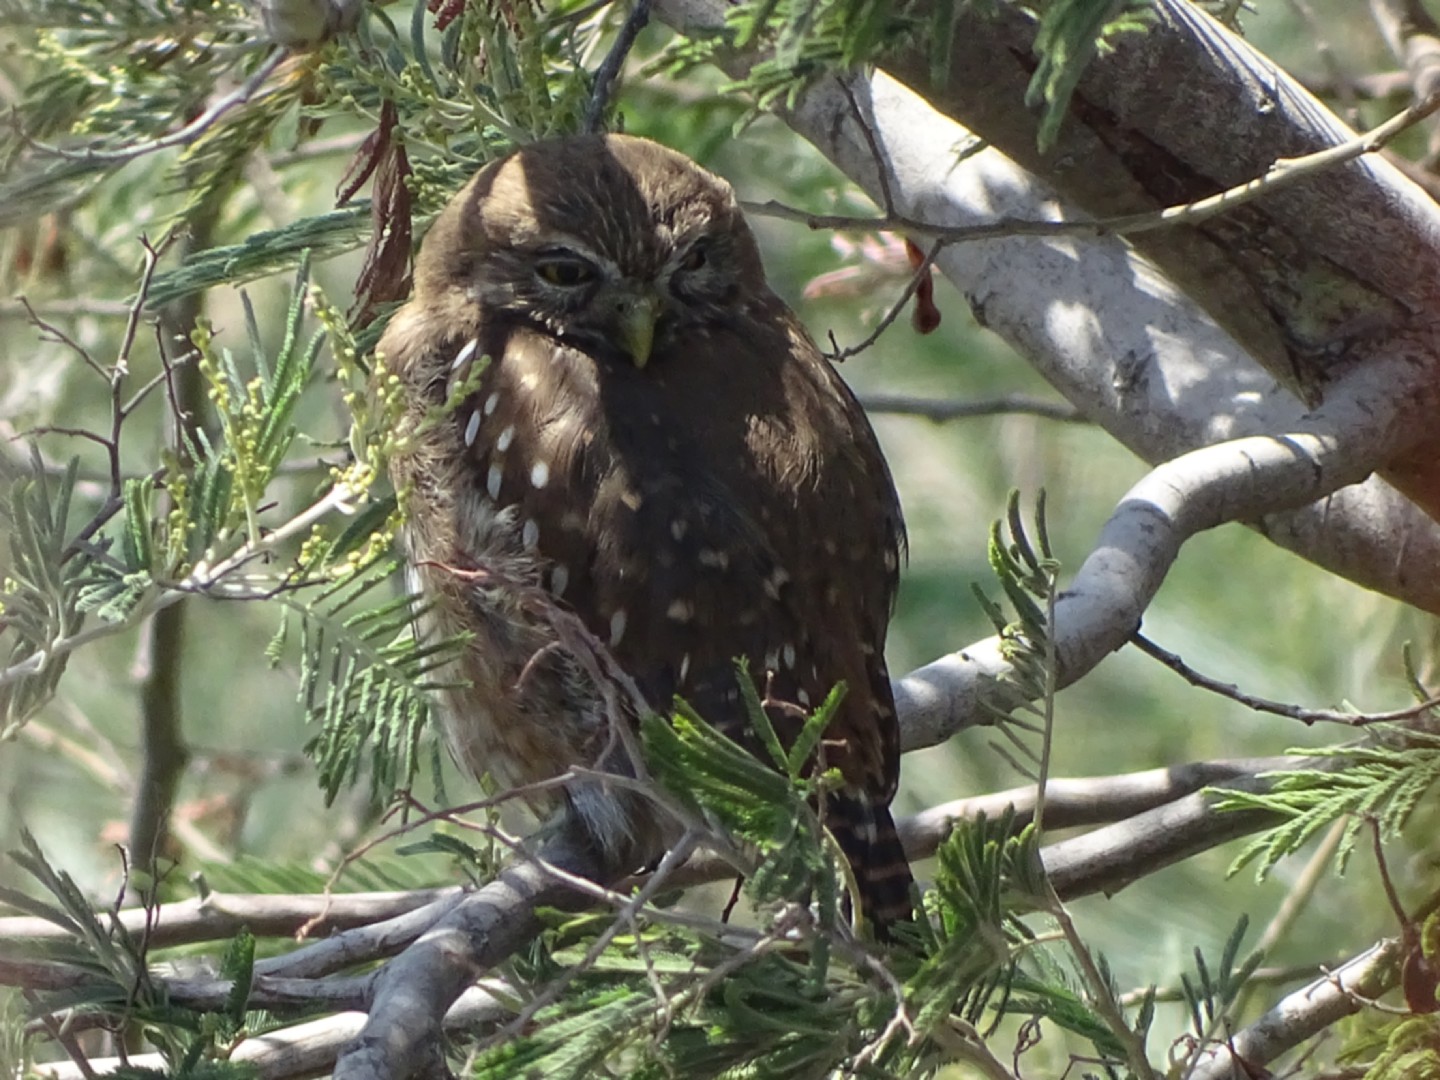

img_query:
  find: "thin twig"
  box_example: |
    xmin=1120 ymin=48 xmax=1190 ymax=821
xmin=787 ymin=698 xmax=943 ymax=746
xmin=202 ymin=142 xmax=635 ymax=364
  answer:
xmin=582 ymin=0 xmax=652 ymax=134
xmin=827 ymin=239 xmax=941 ymax=361
xmin=1132 ymin=633 xmax=1440 ymax=726
xmin=12 ymin=50 xmax=285 ymax=166
xmin=857 ymin=393 xmax=1085 ymax=424
xmin=484 ymin=831 xmax=701 ymax=1051
xmin=742 ymin=88 xmax=1440 ymax=246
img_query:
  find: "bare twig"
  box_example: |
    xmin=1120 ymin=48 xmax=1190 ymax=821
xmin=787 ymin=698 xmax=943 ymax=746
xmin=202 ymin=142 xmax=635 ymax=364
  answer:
xmin=0 ymin=299 xmax=136 ymax=319
xmin=332 ymin=829 xmax=606 ymax=1080
xmin=827 ymin=239 xmax=940 ymax=361
xmin=743 ymin=86 xmax=1440 ymax=248
xmin=11 ymin=50 xmax=285 ymax=167
xmin=582 ymin=0 xmax=652 ymax=134
xmin=1133 ymin=633 xmax=1440 ymax=727
xmin=858 ymin=393 xmax=1085 ymax=424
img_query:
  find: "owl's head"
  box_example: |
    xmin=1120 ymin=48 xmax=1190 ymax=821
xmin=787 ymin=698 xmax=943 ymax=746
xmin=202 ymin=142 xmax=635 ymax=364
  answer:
xmin=414 ymin=134 xmax=768 ymax=368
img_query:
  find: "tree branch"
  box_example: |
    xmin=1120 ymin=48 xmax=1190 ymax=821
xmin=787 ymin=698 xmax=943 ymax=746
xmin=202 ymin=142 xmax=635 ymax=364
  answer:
xmin=331 ymin=829 xmax=604 ymax=1080
xmin=1187 ymin=939 xmax=1403 ymax=1080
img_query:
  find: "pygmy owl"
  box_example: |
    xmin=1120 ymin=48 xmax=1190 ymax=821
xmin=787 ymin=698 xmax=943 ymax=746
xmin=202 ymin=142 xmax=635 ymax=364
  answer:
xmin=379 ymin=134 xmax=912 ymax=931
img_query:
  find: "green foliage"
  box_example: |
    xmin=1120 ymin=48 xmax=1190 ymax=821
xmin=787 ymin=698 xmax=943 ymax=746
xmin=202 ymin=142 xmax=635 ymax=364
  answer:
xmin=0 ymin=453 xmax=86 ymax=731
xmin=4 ymin=830 xmax=155 ymax=1021
xmin=147 ymin=209 xmax=371 ymax=316
xmin=285 ymin=559 xmax=460 ymax=805
xmin=911 ymin=808 xmax=1043 ymax=1030
xmin=3 ymin=837 xmax=291 ymax=1077
xmin=1360 ymin=1014 xmax=1440 ymax=1080
xmin=660 ymin=0 xmax=932 ymax=118
xmin=192 ymin=263 xmax=323 ymax=548
xmin=660 ymin=0 xmax=1157 ymax=152
xmin=1027 ymin=0 xmax=1155 ymax=152
xmin=642 ymin=677 xmax=843 ymax=921
xmin=969 ymin=491 xmax=1058 ymax=755
xmin=1177 ymin=915 xmax=1262 ymax=1045
xmin=0 ymin=989 xmax=37 ymax=1080
xmin=1218 ymin=728 xmax=1440 ymax=878
xmin=0 ymin=0 xmax=261 ymax=227
xmin=193 ymin=852 xmax=453 ymax=895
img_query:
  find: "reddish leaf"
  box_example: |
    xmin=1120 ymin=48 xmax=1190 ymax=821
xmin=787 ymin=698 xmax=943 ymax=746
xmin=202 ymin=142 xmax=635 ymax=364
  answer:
xmin=336 ymin=100 xmax=398 ymax=206
xmin=428 ymin=0 xmax=466 ymax=31
xmin=352 ymin=137 xmax=414 ymax=323
xmin=904 ymin=237 xmax=941 ymax=334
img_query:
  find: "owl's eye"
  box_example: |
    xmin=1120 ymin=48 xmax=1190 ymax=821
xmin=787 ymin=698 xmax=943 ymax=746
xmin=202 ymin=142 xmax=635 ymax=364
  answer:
xmin=678 ymin=243 xmax=708 ymax=272
xmin=535 ymin=256 xmax=597 ymax=287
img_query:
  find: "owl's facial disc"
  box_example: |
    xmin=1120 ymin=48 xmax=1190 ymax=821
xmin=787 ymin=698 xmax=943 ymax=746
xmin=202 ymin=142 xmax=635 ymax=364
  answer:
xmin=525 ymin=242 xmax=663 ymax=368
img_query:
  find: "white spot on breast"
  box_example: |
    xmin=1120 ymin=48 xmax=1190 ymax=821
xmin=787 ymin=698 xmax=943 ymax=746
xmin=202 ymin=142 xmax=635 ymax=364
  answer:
xmin=496 ymin=425 xmax=515 ymax=452
xmin=530 ymin=461 xmax=550 ymax=489
xmin=782 ymin=643 xmax=796 ymax=670
xmin=522 ymin=519 xmax=540 ymax=550
xmin=463 ymin=411 xmax=480 ymax=447
xmin=678 ymin=652 xmax=691 ymax=685
xmin=550 ymin=564 xmax=569 ymax=597
xmin=487 ymin=463 xmax=503 ymax=500
xmin=452 ymin=338 xmax=478 ymax=370
xmin=764 ymin=567 xmax=791 ymax=600
xmin=484 ymin=392 xmax=501 ymax=416
xmin=670 ymin=519 xmax=688 ymax=541
xmin=823 ymin=538 xmax=838 ymax=556
xmin=797 ymin=688 xmax=811 ymax=706
xmin=666 ymin=598 xmax=694 ymax=622
xmin=698 ymin=548 xmax=729 ymax=570
xmin=764 ymin=648 xmax=779 ymax=671
xmin=609 ymin=609 xmax=628 ymax=647
xmin=883 ymin=548 xmax=898 ymax=572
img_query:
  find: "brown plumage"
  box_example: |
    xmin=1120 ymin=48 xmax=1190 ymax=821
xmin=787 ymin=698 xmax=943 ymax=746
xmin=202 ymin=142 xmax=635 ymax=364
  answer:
xmin=379 ymin=134 xmax=912 ymax=931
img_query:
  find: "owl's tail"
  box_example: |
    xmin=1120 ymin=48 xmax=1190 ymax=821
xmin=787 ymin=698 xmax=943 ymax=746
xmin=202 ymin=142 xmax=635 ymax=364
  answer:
xmin=828 ymin=793 xmax=915 ymax=939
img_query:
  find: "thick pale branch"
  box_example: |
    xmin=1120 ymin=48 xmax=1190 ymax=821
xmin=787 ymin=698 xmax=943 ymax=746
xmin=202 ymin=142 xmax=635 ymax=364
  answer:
xmin=898 ymin=758 xmax=1295 ymax=864
xmin=332 ymin=831 xmax=602 ymax=1080
xmin=1188 ymin=939 xmax=1402 ymax=1080
xmin=0 ymin=887 xmax=458 ymax=948
xmin=895 ymin=352 xmax=1437 ymax=750
xmin=32 ymin=988 xmax=506 ymax=1080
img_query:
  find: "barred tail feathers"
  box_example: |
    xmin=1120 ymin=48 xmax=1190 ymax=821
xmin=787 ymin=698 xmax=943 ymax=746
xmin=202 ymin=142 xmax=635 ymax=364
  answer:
xmin=828 ymin=792 xmax=915 ymax=937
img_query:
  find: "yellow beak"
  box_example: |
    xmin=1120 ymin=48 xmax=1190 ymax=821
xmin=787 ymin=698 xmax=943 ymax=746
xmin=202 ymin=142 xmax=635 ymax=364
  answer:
xmin=616 ymin=292 xmax=660 ymax=368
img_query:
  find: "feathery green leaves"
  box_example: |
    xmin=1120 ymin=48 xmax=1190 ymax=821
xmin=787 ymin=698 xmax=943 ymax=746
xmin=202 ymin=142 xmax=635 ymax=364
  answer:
xmin=0 ymin=453 xmax=87 ymax=732
xmin=1218 ymin=730 xmax=1440 ymax=878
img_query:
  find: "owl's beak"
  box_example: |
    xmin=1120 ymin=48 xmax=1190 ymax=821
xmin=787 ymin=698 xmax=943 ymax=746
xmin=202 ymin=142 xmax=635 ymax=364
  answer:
xmin=615 ymin=291 xmax=660 ymax=368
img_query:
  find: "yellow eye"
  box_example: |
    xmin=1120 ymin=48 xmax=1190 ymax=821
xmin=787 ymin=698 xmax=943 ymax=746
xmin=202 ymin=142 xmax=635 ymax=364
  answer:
xmin=536 ymin=257 xmax=596 ymax=287
xmin=679 ymin=244 xmax=708 ymax=272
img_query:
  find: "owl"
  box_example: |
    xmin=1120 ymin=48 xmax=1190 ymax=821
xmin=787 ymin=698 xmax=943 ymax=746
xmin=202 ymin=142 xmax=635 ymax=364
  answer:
xmin=378 ymin=134 xmax=913 ymax=933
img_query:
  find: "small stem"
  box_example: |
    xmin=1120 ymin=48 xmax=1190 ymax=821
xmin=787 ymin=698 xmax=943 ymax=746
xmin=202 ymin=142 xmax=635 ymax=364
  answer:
xmin=1047 ymin=890 xmax=1158 ymax=1080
